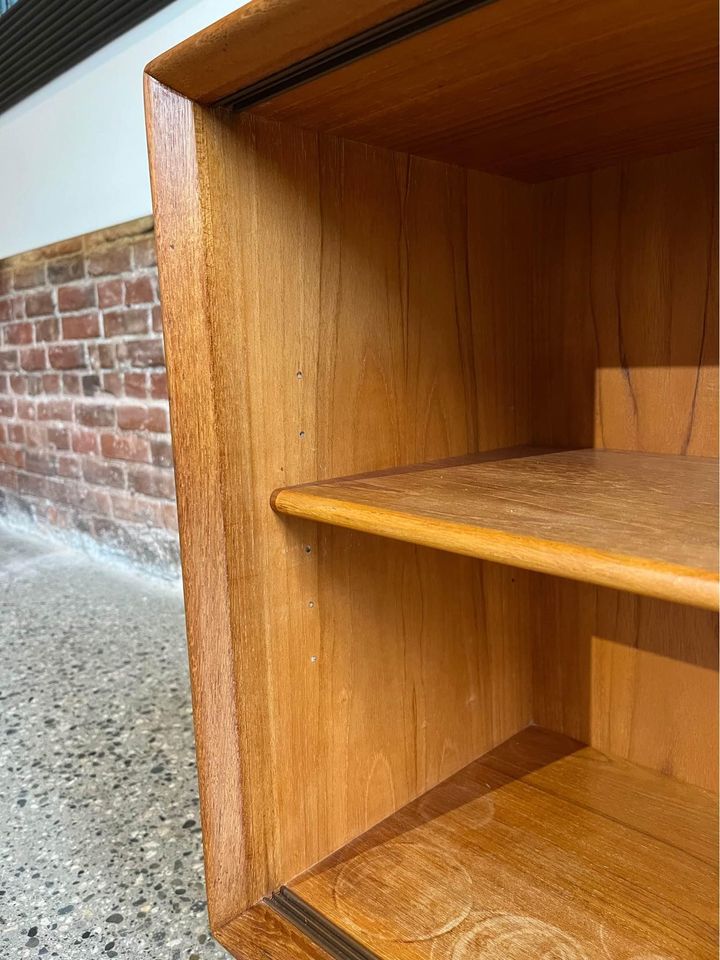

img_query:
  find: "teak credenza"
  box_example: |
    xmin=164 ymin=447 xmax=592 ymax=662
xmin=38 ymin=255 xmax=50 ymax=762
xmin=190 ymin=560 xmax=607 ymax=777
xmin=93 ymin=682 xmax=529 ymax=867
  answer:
xmin=144 ymin=1 xmax=720 ymax=957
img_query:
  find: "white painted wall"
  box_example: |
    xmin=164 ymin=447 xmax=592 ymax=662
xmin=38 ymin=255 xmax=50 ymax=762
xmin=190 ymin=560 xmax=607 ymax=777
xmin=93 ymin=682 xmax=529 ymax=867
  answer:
xmin=0 ymin=0 xmax=248 ymax=260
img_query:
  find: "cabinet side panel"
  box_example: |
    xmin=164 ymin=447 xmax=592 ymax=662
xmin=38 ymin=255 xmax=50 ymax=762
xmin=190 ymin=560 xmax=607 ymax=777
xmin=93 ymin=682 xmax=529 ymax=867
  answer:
xmin=144 ymin=79 xmax=251 ymax=928
xmin=531 ymin=146 xmax=719 ymax=789
xmin=190 ymin=113 xmax=535 ymax=905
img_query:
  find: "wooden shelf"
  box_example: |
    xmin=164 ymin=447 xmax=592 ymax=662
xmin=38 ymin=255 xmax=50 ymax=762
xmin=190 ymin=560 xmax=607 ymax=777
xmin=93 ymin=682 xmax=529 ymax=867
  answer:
xmin=288 ymin=726 xmax=719 ymax=959
xmin=272 ymin=449 xmax=719 ymax=609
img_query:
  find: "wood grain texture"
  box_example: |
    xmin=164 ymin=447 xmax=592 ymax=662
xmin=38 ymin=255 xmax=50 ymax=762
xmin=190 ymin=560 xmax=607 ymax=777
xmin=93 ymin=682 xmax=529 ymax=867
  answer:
xmin=252 ymin=0 xmax=718 ymax=180
xmin=144 ymin=77 xmax=248 ymax=931
xmin=146 ymin=0 xmax=423 ymax=103
xmin=147 ymin=103 xmax=536 ymax=924
xmin=532 ymin=580 xmax=720 ymax=791
xmin=216 ymin=903 xmax=333 ymax=960
xmin=533 ymin=146 xmax=719 ymax=455
xmin=273 ymin=449 xmax=719 ymax=610
xmin=290 ymin=726 xmax=719 ymax=960
xmin=530 ymin=145 xmax=719 ymax=789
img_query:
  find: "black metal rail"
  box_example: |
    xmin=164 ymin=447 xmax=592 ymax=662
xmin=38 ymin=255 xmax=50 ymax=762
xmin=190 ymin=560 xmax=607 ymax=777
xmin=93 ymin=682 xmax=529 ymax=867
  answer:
xmin=216 ymin=0 xmax=497 ymax=112
xmin=266 ymin=887 xmax=380 ymax=960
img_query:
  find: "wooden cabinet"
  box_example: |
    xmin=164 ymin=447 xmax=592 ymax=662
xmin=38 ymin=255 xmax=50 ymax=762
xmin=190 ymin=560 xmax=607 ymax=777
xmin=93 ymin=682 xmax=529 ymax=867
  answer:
xmin=144 ymin=2 xmax=719 ymax=957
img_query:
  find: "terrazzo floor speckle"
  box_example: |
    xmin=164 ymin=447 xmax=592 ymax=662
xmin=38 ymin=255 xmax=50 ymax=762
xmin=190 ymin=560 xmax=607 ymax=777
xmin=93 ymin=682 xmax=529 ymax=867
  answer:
xmin=0 ymin=526 xmax=228 ymax=959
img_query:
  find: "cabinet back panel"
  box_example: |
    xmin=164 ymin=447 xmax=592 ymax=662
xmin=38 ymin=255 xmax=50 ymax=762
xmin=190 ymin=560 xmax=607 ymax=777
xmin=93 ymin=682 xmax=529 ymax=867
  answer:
xmin=531 ymin=145 xmax=719 ymax=789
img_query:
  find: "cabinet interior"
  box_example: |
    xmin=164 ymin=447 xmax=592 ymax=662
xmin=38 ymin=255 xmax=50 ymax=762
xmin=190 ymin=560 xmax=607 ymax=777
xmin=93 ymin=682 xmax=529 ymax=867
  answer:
xmin=145 ymin=1 xmax=719 ymax=955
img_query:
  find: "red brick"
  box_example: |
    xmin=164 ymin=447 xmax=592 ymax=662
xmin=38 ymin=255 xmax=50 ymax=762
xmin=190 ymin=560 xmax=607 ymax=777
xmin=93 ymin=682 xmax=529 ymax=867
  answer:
xmin=10 ymin=374 xmax=42 ymax=396
xmin=20 ymin=348 xmax=46 ymax=371
xmin=18 ymin=473 xmax=48 ymax=499
xmin=0 ymin=349 xmax=19 ymax=371
xmin=124 ymin=276 xmax=154 ymax=305
xmin=133 ymin=238 xmax=157 ymax=268
xmin=112 ymin=492 xmax=163 ymax=525
xmin=71 ymin=429 xmax=98 ymax=454
xmin=57 ymin=283 xmax=96 ymax=312
xmin=9 ymin=374 xmax=27 ymax=395
xmin=79 ymin=488 xmax=113 ymax=515
xmin=0 ymin=445 xmax=24 ymax=467
xmin=101 ymin=372 xmax=123 ymax=396
xmin=97 ymin=279 xmax=123 ymax=308
xmin=14 ymin=263 xmax=45 ymax=289
xmin=25 ymin=450 xmax=57 ymax=475
xmin=25 ymin=423 xmax=45 ymax=447
xmin=117 ymin=404 xmax=168 ymax=434
xmin=101 ymin=433 xmax=151 ymax=463
xmin=62 ymin=373 xmax=82 ymax=395
xmin=52 ymin=481 xmax=111 ymax=514
xmin=37 ymin=399 xmax=73 ymax=421
xmin=79 ymin=374 xmax=101 ymax=397
xmin=47 ymin=425 xmax=70 ymax=450
xmin=87 ymin=245 xmax=131 ymax=277
xmin=104 ymin=308 xmax=149 ymax=337
xmin=35 ymin=316 xmax=59 ymax=341
xmin=82 ymin=457 xmax=125 ymax=488
xmin=75 ymin=403 xmax=115 ymax=427
xmin=16 ymin=400 xmax=36 ymax=420
xmin=88 ymin=342 xmax=115 ymax=368
xmin=49 ymin=344 xmax=84 ymax=369
xmin=0 ymin=229 xmax=176 ymax=560
xmin=148 ymin=407 xmax=168 ymax=432
xmin=5 ymin=321 xmax=33 ymax=345
xmin=25 ymin=290 xmax=54 ymax=317
xmin=118 ymin=338 xmax=165 ymax=368
xmin=62 ymin=312 xmax=100 ymax=340
xmin=124 ymin=372 xmax=147 ymax=398
xmin=150 ymin=438 xmax=173 ymax=468
xmin=47 ymin=256 xmax=84 ymax=285
xmin=0 ymin=396 xmax=14 ymax=416
xmin=116 ymin=405 xmax=146 ymax=431
xmin=149 ymin=372 xmax=167 ymax=400
xmin=128 ymin=464 xmax=174 ymax=499
xmin=57 ymin=455 xmax=82 ymax=479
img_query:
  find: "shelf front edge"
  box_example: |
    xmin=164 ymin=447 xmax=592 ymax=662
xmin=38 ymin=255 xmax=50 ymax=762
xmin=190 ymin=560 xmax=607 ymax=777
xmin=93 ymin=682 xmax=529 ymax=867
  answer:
xmin=271 ymin=489 xmax=720 ymax=611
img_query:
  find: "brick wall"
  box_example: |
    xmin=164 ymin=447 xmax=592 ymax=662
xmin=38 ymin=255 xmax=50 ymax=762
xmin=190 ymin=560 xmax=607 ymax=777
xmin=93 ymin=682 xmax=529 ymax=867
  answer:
xmin=0 ymin=217 xmax=179 ymax=573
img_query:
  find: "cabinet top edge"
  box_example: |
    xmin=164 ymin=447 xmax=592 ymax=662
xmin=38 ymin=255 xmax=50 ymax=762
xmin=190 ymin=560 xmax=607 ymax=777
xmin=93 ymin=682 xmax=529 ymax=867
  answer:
xmin=144 ymin=0 xmax=427 ymax=105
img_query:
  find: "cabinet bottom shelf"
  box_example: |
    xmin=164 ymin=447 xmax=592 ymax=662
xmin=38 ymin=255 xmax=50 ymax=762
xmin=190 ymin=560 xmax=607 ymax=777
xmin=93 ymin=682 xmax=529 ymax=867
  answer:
xmin=278 ymin=727 xmax=718 ymax=959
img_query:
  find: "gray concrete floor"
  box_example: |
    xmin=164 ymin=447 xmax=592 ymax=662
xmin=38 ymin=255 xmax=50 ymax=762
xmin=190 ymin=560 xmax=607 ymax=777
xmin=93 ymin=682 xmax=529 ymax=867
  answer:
xmin=0 ymin=525 xmax=227 ymax=959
